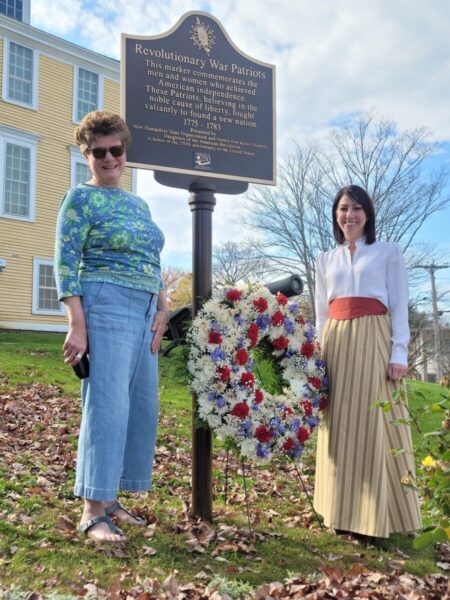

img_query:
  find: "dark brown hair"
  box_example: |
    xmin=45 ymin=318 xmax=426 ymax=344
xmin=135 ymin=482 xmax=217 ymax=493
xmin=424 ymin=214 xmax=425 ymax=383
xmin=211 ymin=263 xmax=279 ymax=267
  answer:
xmin=332 ymin=185 xmax=376 ymax=244
xmin=74 ymin=110 xmax=131 ymax=151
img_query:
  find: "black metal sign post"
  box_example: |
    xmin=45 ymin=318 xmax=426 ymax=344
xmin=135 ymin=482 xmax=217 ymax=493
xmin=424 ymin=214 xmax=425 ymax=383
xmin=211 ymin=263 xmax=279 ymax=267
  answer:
xmin=121 ymin=11 xmax=275 ymax=522
xmin=189 ymin=179 xmax=215 ymax=521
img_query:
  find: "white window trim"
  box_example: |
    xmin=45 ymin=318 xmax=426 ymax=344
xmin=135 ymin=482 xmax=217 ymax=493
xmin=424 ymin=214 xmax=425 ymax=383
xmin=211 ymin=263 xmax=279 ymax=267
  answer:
xmin=72 ymin=65 xmax=104 ymax=124
xmin=1 ymin=36 xmax=38 ymax=110
xmin=22 ymin=0 xmax=31 ymax=24
xmin=0 ymin=125 xmax=38 ymax=222
xmin=32 ymin=257 xmax=65 ymax=316
xmin=69 ymin=145 xmax=90 ymax=187
xmin=131 ymin=168 xmax=137 ymax=195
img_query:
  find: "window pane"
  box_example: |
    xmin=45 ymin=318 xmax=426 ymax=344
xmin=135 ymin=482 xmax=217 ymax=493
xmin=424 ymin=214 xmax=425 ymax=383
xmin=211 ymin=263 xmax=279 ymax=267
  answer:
xmin=77 ymin=68 xmax=98 ymax=121
xmin=38 ymin=264 xmax=60 ymax=311
xmin=8 ymin=42 xmax=33 ymax=104
xmin=75 ymin=161 xmax=90 ymax=186
xmin=0 ymin=0 xmax=23 ymax=20
xmin=4 ymin=142 xmax=30 ymax=217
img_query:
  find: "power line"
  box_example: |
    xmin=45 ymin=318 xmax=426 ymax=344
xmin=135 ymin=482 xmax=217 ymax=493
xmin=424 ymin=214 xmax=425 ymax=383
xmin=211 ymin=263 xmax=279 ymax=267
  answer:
xmin=413 ymin=262 xmax=450 ymax=380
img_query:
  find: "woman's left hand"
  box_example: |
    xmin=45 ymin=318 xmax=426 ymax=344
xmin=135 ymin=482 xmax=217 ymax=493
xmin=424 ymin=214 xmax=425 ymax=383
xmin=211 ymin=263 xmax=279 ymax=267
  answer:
xmin=388 ymin=363 xmax=408 ymax=381
xmin=151 ymin=309 xmax=169 ymax=353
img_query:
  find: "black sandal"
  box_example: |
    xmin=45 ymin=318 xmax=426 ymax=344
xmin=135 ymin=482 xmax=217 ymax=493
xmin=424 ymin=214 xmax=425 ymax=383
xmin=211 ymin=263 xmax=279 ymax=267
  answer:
xmin=79 ymin=514 xmax=126 ymax=540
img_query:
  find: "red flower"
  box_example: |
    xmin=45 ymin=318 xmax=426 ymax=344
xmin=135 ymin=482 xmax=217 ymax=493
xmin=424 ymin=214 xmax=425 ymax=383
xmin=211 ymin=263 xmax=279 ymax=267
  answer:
xmin=247 ymin=323 xmax=259 ymax=347
xmin=297 ymin=315 xmax=305 ymax=325
xmin=235 ymin=348 xmax=249 ymax=366
xmin=231 ymin=402 xmax=249 ymax=419
xmin=301 ymin=400 xmax=313 ymax=416
xmin=217 ymin=366 xmax=231 ymax=382
xmin=253 ymin=297 xmax=268 ymax=313
xmin=283 ymin=406 xmax=294 ymax=417
xmin=319 ymin=395 xmax=327 ymax=411
xmin=276 ymin=293 xmax=288 ymax=306
xmin=282 ymin=438 xmax=295 ymax=452
xmin=254 ymin=389 xmax=264 ymax=404
xmin=308 ymin=377 xmax=322 ymax=389
xmin=271 ymin=310 xmax=284 ymax=326
xmin=272 ymin=336 xmax=289 ymax=350
xmin=225 ymin=289 xmax=242 ymax=302
xmin=241 ymin=371 xmax=255 ymax=388
xmin=255 ymin=425 xmax=273 ymax=443
xmin=297 ymin=427 xmax=310 ymax=443
xmin=208 ymin=330 xmax=222 ymax=344
xmin=301 ymin=342 xmax=315 ymax=358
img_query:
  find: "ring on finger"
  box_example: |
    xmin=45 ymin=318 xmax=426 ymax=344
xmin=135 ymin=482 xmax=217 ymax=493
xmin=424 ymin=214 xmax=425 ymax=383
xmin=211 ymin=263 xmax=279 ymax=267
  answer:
xmin=75 ymin=351 xmax=83 ymax=360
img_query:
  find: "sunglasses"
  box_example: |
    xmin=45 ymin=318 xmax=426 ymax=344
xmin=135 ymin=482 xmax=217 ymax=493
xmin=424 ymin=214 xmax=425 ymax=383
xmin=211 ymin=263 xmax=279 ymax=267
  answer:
xmin=88 ymin=144 xmax=125 ymax=159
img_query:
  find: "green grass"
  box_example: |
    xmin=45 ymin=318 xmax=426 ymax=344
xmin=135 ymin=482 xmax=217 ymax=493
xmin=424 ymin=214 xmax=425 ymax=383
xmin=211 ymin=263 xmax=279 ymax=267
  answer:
xmin=0 ymin=331 xmax=446 ymax=596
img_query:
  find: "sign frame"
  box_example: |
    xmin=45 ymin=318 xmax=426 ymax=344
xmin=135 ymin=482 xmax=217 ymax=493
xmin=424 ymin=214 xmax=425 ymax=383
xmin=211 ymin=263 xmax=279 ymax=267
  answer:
xmin=121 ymin=11 xmax=276 ymax=186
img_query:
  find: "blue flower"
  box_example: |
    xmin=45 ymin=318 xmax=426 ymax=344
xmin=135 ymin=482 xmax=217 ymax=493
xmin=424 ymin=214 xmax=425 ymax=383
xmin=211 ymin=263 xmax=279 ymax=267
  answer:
xmin=234 ymin=314 xmax=245 ymax=327
xmin=291 ymin=418 xmax=301 ymax=432
xmin=211 ymin=348 xmax=225 ymax=361
xmin=288 ymin=302 xmax=299 ymax=314
xmin=216 ymin=396 xmax=226 ymax=408
xmin=239 ymin=420 xmax=253 ymax=438
xmin=211 ymin=321 xmax=221 ymax=332
xmin=284 ymin=317 xmax=295 ymax=334
xmin=208 ymin=391 xmax=216 ymax=402
xmin=305 ymin=322 xmax=314 ymax=342
xmin=256 ymin=443 xmax=270 ymax=459
xmin=292 ymin=443 xmax=303 ymax=458
xmin=307 ymin=416 xmax=319 ymax=428
xmin=256 ymin=315 xmax=271 ymax=330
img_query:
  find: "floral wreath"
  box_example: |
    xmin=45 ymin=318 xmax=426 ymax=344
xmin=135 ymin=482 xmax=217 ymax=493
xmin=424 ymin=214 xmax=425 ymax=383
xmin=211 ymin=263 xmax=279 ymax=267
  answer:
xmin=188 ymin=284 xmax=328 ymax=462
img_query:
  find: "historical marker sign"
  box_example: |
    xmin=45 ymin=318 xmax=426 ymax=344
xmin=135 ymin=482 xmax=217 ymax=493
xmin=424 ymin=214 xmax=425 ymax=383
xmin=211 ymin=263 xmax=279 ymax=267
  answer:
xmin=121 ymin=11 xmax=276 ymax=185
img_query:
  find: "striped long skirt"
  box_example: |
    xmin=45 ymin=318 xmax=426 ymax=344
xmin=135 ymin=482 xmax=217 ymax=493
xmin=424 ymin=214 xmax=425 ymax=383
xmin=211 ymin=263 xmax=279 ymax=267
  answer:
xmin=313 ymin=313 xmax=422 ymax=537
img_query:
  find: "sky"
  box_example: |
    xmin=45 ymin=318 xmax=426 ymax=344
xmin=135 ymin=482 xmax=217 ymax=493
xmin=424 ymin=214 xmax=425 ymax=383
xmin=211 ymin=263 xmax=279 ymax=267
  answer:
xmin=30 ymin=0 xmax=450 ymax=308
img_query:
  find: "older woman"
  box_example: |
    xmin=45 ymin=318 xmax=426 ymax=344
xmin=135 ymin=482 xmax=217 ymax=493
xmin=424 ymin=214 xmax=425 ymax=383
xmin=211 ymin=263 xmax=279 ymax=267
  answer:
xmin=313 ymin=185 xmax=422 ymax=542
xmin=55 ymin=110 xmax=169 ymax=542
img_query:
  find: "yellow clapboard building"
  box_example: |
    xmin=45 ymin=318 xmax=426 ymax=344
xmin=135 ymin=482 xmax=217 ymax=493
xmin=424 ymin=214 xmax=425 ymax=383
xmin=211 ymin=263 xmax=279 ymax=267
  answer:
xmin=0 ymin=2 xmax=134 ymax=331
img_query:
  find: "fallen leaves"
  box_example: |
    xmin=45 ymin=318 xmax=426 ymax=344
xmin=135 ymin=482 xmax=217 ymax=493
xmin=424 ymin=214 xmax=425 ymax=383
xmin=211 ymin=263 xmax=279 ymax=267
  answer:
xmin=1 ymin=380 xmax=449 ymax=599
xmin=0 ymin=383 xmax=77 ymax=492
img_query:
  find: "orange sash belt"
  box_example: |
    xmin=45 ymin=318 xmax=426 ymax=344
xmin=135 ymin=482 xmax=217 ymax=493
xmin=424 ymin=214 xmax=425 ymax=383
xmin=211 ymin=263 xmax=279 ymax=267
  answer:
xmin=328 ymin=297 xmax=387 ymax=320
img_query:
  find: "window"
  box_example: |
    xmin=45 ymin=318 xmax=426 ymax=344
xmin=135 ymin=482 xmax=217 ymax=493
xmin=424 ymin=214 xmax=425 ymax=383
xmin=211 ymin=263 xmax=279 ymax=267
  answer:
xmin=32 ymin=258 xmax=64 ymax=315
xmin=70 ymin=146 xmax=90 ymax=187
xmin=0 ymin=0 xmax=23 ymax=21
xmin=2 ymin=39 xmax=37 ymax=108
xmin=0 ymin=0 xmax=29 ymax=22
xmin=0 ymin=127 xmax=38 ymax=222
xmin=74 ymin=66 xmax=103 ymax=122
xmin=75 ymin=161 xmax=90 ymax=185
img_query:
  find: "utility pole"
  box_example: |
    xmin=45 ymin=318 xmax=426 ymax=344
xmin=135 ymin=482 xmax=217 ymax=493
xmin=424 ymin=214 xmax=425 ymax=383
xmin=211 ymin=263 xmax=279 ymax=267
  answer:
xmin=414 ymin=262 xmax=449 ymax=381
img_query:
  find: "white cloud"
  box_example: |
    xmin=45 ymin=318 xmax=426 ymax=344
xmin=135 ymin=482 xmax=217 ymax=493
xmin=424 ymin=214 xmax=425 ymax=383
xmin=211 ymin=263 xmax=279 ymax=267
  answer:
xmin=31 ymin=0 xmax=450 ymax=268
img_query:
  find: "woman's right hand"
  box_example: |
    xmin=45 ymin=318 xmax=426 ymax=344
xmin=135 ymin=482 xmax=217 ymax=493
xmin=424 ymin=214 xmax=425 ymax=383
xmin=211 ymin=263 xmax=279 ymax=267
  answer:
xmin=63 ymin=324 xmax=88 ymax=366
xmin=62 ymin=296 xmax=87 ymax=366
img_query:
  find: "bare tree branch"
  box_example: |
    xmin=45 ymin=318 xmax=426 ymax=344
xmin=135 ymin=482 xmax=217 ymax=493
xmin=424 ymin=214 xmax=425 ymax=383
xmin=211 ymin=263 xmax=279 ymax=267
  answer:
xmin=245 ymin=112 xmax=450 ymax=319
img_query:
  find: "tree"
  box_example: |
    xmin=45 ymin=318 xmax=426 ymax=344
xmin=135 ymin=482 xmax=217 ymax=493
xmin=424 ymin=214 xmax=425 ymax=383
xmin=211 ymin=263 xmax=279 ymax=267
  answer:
xmin=162 ymin=266 xmax=191 ymax=304
xmin=246 ymin=112 xmax=450 ymax=320
xmin=212 ymin=240 xmax=271 ymax=288
xmin=170 ymin=272 xmax=193 ymax=310
xmin=246 ymin=142 xmax=329 ymax=316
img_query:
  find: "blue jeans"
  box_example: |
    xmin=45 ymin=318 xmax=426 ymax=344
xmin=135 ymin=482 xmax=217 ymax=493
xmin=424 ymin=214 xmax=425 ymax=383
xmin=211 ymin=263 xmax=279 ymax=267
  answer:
xmin=74 ymin=282 xmax=159 ymax=501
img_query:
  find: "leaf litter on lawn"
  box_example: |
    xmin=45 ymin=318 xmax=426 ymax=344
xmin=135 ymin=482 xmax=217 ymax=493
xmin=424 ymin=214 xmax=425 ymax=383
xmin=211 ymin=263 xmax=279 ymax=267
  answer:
xmin=1 ymin=381 xmax=449 ymax=599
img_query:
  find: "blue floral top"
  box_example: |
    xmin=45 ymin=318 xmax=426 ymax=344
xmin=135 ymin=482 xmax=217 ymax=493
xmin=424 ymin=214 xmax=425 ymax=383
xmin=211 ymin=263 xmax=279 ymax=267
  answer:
xmin=54 ymin=184 xmax=164 ymax=300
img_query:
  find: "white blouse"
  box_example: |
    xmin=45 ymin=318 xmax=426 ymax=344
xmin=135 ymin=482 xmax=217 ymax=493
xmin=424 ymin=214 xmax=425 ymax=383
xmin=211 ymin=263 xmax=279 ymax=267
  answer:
xmin=315 ymin=238 xmax=409 ymax=366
